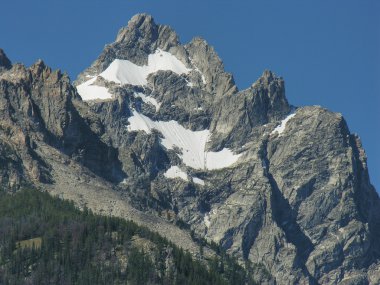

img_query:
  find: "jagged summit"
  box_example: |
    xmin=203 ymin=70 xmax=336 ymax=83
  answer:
xmin=120 ymin=13 xmax=156 ymax=32
xmin=75 ymin=13 xmax=237 ymax=99
xmin=115 ymin=13 xmax=179 ymax=50
xmin=75 ymin=13 xmax=184 ymax=85
xmin=0 ymin=55 xmax=70 ymax=90
xmin=254 ymin=70 xmax=277 ymax=85
xmin=71 ymin=15 xmax=379 ymax=284
xmin=0 ymin=14 xmax=379 ymax=285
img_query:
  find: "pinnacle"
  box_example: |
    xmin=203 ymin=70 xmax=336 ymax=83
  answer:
xmin=251 ymin=70 xmax=281 ymax=89
xmin=262 ymin=70 xmax=275 ymax=81
xmin=30 ymin=59 xmax=48 ymax=72
xmin=129 ymin=13 xmax=155 ymax=26
xmin=116 ymin=13 xmax=158 ymax=43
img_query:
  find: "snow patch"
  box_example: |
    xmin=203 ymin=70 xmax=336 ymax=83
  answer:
xmin=192 ymin=177 xmax=205 ymax=186
xmin=134 ymin=92 xmax=161 ymax=112
xmin=99 ymin=49 xmax=190 ymax=86
xmin=77 ymin=49 xmax=191 ymax=100
xmin=164 ymin=166 xmax=188 ymax=181
xmin=127 ymin=110 xmax=242 ymax=170
xmin=76 ymin=77 xmax=113 ymax=101
xmin=271 ymin=113 xmax=296 ymax=136
xmin=206 ymin=148 xmax=242 ymax=170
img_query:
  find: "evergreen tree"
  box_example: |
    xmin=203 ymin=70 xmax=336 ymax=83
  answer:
xmin=0 ymin=189 xmax=257 ymax=285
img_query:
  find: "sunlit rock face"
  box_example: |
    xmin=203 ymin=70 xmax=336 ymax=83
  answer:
xmin=0 ymin=13 xmax=379 ymax=284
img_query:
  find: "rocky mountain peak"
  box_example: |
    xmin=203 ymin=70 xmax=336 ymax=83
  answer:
xmin=29 ymin=59 xmax=68 ymax=85
xmin=76 ymin=14 xmax=181 ymax=84
xmin=251 ymin=69 xmax=290 ymax=121
xmin=185 ymin=36 xmax=237 ymax=97
xmin=2 ymin=14 xmax=377 ymax=284
xmin=30 ymin=59 xmax=50 ymax=78
xmin=0 ymin=49 xmax=12 ymax=72
xmin=254 ymin=69 xmax=276 ymax=85
xmin=0 ymin=56 xmax=69 ymax=88
xmin=128 ymin=13 xmax=155 ymax=28
xmin=30 ymin=58 xmax=47 ymax=70
xmin=116 ymin=13 xmax=157 ymax=43
xmin=115 ymin=13 xmax=179 ymax=50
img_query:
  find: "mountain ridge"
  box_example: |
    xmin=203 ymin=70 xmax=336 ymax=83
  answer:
xmin=0 ymin=13 xmax=379 ymax=284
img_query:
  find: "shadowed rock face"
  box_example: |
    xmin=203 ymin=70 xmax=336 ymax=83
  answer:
xmin=0 ymin=49 xmax=11 ymax=73
xmin=0 ymin=57 xmax=125 ymax=187
xmin=1 ymin=14 xmax=379 ymax=284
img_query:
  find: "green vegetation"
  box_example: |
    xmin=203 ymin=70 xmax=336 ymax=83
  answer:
xmin=0 ymin=189 xmax=255 ymax=284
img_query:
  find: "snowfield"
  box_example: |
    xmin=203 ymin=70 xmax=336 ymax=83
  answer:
xmin=77 ymin=49 xmax=191 ymax=101
xmin=76 ymin=77 xmax=113 ymax=101
xmin=76 ymin=49 xmax=241 ymax=170
xmin=127 ymin=110 xmax=242 ymax=170
xmin=100 ymin=49 xmax=191 ymax=86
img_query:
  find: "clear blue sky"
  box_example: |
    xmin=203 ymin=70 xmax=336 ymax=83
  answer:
xmin=1 ymin=1 xmax=379 ymax=190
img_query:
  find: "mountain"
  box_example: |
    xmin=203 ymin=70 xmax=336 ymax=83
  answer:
xmin=0 ymin=13 xmax=379 ymax=284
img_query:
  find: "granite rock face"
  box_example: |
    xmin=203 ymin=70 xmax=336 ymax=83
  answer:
xmin=0 ymin=59 xmax=124 ymax=188
xmin=1 ymin=14 xmax=379 ymax=284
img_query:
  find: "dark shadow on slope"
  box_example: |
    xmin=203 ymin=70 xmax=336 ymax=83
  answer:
xmin=261 ymin=140 xmax=318 ymax=285
xmin=62 ymin=100 xmax=126 ymax=183
xmin=349 ymin=134 xmax=380 ymax=265
xmin=242 ymin=211 xmax=264 ymax=260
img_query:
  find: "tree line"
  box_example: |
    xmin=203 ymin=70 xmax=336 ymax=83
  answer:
xmin=0 ymin=189 xmax=256 ymax=285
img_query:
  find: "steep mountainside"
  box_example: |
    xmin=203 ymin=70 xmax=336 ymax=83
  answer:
xmin=0 ymin=14 xmax=379 ymax=284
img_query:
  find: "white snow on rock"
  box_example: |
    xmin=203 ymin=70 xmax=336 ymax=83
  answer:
xmin=76 ymin=77 xmax=113 ymax=101
xmin=77 ymin=49 xmax=191 ymax=101
xmin=206 ymin=148 xmax=242 ymax=170
xmin=164 ymin=166 xmax=188 ymax=181
xmin=127 ymin=110 xmax=242 ymax=170
xmin=134 ymin=92 xmax=161 ymax=112
xmin=271 ymin=113 xmax=296 ymax=136
xmin=192 ymin=177 xmax=205 ymax=185
xmin=99 ymin=49 xmax=190 ymax=86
